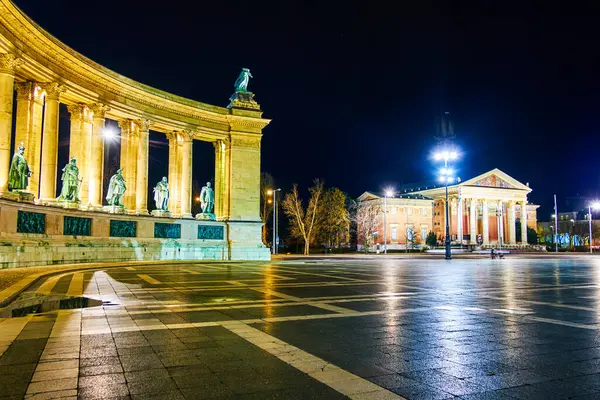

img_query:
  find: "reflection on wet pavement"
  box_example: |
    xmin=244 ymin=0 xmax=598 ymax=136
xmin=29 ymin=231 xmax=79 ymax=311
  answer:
xmin=2 ymin=257 xmax=600 ymax=398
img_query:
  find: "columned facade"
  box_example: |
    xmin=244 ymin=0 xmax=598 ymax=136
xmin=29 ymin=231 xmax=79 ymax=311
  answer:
xmin=0 ymin=0 xmax=272 ymax=261
xmin=412 ymin=169 xmax=539 ymax=248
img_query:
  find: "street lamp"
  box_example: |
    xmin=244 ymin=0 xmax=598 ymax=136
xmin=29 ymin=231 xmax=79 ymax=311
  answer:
xmin=383 ymin=188 xmax=395 ymax=254
xmin=433 ymin=150 xmax=459 ymax=260
xmin=267 ymin=189 xmax=281 ymax=254
xmin=588 ymin=201 xmax=600 ymax=253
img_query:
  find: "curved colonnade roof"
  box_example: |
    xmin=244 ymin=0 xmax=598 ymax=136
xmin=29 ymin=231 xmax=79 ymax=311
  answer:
xmin=0 ymin=0 xmax=270 ymax=139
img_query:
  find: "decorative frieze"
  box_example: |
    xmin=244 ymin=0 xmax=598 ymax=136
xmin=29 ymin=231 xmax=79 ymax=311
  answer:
xmin=17 ymin=210 xmax=45 ymax=234
xmin=110 ymin=220 xmax=136 ymax=237
xmin=64 ymin=216 xmax=91 ymax=236
xmin=154 ymin=222 xmax=181 ymax=239
xmin=198 ymin=225 xmax=224 ymax=240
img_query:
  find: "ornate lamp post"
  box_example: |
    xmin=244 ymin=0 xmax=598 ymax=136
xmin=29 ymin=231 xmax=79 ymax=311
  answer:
xmin=383 ymin=188 xmax=395 ymax=254
xmin=588 ymin=201 xmax=600 ymax=254
xmin=434 ymin=150 xmax=459 ymax=260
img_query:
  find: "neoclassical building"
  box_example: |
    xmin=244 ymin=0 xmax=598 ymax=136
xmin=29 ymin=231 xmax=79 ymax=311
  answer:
xmin=359 ymin=169 xmax=539 ymax=249
xmin=0 ymin=0 xmax=270 ymax=265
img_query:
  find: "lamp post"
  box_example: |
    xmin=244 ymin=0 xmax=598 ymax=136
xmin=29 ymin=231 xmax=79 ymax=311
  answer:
xmin=434 ymin=150 xmax=459 ymax=260
xmin=589 ymin=202 xmax=600 ymax=254
xmin=382 ymin=188 xmax=394 ymax=254
xmin=267 ymin=189 xmax=281 ymax=254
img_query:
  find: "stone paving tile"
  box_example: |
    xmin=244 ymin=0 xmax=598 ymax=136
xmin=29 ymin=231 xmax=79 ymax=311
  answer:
xmin=6 ymin=259 xmax=600 ymax=398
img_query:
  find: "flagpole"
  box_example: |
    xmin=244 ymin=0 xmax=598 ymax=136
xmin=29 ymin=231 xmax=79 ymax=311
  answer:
xmin=554 ymin=194 xmax=558 ymax=252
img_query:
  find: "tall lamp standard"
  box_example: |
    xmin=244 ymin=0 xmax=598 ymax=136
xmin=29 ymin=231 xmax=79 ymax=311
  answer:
xmin=588 ymin=201 xmax=600 ymax=254
xmin=434 ymin=150 xmax=459 ymax=260
xmin=267 ymin=189 xmax=281 ymax=254
xmin=382 ymin=188 xmax=395 ymax=254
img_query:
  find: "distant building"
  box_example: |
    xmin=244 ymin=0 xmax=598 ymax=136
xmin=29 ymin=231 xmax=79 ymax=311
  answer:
xmin=358 ymin=168 xmax=538 ymax=249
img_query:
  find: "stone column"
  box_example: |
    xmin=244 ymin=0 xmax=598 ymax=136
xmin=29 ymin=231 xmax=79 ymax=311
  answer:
xmin=39 ymin=83 xmax=65 ymax=201
xmin=457 ymin=196 xmax=463 ymax=244
xmin=508 ymin=201 xmax=517 ymax=244
xmin=213 ymin=139 xmax=229 ymax=219
xmin=135 ymin=119 xmax=151 ymax=215
xmin=14 ymin=82 xmax=34 ymax=154
xmin=469 ymin=199 xmax=477 ymax=244
xmin=482 ymin=199 xmax=489 ymax=245
xmin=180 ymin=131 xmax=193 ymax=219
xmin=118 ymin=119 xmax=137 ymax=210
xmin=0 ymin=54 xmax=21 ymax=193
xmin=89 ymin=104 xmax=109 ymax=208
xmin=14 ymin=81 xmax=44 ymax=196
xmin=520 ymin=200 xmax=528 ymax=244
xmin=166 ymin=131 xmax=181 ymax=216
xmin=68 ymin=104 xmax=84 ymax=161
xmin=79 ymin=107 xmax=93 ymax=206
xmin=497 ymin=201 xmax=504 ymax=245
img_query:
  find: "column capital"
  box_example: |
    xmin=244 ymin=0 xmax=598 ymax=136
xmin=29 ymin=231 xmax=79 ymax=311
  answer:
xmin=179 ymin=130 xmax=194 ymax=142
xmin=165 ymin=131 xmax=179 ymax=144
xmin=0 ymin=53 xmax=22 ymax=75
xmin=134 ymin=119 xmax=153 ymax=132
xmin=67 ymin=103 xmax=85 ymax=122
xmin=89 ymin=103 xmax=110 ymax=119
xmin=15 ymin=81 xmax=34 ymax=100
xmin=39 ymin=82 xmax=66 ymax=101
xmin=118 ymin=118 xmax=134 ymax=133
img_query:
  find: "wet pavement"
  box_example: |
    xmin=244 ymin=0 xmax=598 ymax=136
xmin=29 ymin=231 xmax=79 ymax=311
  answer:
xmin=2 ymin=256 xmax=600 ymax=399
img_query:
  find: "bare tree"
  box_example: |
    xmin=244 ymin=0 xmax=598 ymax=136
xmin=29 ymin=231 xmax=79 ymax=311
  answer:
xmin=282 ymin=179 xmax=324 ymax=255
xmin=260 ymin=172 xmax=275 ymax=245
xmin=350 ymin=199 xmax=381 ymax=253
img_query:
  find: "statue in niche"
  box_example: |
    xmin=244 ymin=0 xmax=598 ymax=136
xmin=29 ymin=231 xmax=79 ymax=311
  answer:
xmin=200 ymin=182 xmax=215 ymax=214
xmin=106 ymin=169 xmax=126 ymax=206
xmin=233 ymin=68 xmax=253 ymax=92
xmin=153 ymin=177 xmax=169 ymax=211
xmin=57 ymin=157 xmax=81 ymax=202
xmin=8 ymin=143 xmax=32 ymax=191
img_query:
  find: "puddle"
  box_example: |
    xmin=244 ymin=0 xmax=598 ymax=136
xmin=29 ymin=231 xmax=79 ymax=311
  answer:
xmin=0 ymin=294 xmax=114 ymax=318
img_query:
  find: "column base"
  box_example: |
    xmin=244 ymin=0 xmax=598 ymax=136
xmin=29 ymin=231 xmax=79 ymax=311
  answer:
xmin=103 ymin=205 xmax=128 ymax=214
xmin=181 ymin=213 xmax=193 ymax=219
xmin=0 ymin=191 xmax=35 ymax=203
xmin=135 ymin=209 xmax=149 ymax=216
xmin=196 ymin=213 xmax=216 ymax=221
xmin=151 ymin=210 xmax=172 ymax=218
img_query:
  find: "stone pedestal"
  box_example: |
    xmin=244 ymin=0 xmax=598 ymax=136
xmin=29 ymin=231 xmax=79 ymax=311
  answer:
xmin=1 ymin=191 xmax=34 ymax=203
xmin=227 ymin=92 xmax=260 ymax=110
xmin=151 ymin=209 xmax=172 ymax=218
xmin=103 ymin=205 xmax=127 ymax=214
xmin=57 ymin=200 xmax=80 ymax=210
xmin=196 ymin=213 xmax=216 ymax=221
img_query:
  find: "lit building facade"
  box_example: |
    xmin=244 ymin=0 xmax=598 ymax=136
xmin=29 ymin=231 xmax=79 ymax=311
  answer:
xmin=359 ymin=169 xmax=539 ymax=249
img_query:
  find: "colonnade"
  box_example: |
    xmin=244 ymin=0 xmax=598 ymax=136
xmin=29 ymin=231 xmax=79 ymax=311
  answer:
xmin=0 ymin=55 xmax=243 ymax=219
xmin=448 ymin=197 xmax=529 ymax=245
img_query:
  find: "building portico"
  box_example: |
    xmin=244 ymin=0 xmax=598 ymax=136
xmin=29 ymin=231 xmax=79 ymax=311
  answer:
xmin=414 ymin=169 xmax=538 ymax=246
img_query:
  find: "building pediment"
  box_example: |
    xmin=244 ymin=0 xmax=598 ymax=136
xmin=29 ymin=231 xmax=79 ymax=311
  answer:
xmin=460 ymin=169 xmax=531 ymax=192
xmin=358 ymin=191 xmax=380 ymax=201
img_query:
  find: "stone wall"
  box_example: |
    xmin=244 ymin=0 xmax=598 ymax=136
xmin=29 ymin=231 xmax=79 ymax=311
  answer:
xmin=0 ymin=199 xmax=269 ymax=268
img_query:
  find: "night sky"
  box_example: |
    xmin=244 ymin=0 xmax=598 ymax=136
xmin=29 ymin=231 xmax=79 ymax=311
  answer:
xmin=13 ymin=1 xmax=600 ymax=219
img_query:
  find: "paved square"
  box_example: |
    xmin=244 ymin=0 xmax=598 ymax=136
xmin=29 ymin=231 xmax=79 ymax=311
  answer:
xmin=2 ymin=256 xmax=600 ymax=399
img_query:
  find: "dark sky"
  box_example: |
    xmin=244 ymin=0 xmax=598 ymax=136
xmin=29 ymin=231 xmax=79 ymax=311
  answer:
xmin=13 ymin=1 xmax=600 ymax=218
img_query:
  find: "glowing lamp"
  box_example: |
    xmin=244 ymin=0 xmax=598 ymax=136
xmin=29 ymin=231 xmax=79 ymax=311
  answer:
xmin=103 ymin=127 xmax=116 ymax=139
xmin=592 ymin=201 xmax=600 ymax=210
xmin=266 ymin=189 xmax=273 ymax=195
